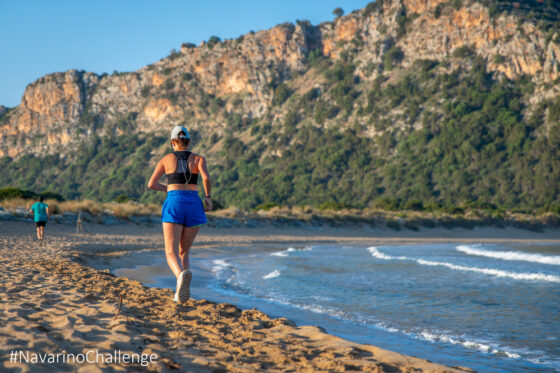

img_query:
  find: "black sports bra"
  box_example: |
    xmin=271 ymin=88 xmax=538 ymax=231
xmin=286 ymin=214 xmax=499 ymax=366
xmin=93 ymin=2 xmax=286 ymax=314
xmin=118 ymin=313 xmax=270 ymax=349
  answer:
xmin=166 ymin=151 xmax=199 ymax=185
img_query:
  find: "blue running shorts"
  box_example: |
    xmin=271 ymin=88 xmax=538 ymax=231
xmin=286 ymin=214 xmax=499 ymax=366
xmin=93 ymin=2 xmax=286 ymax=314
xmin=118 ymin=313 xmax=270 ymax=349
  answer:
xmin=162 ymin=190 xmax=208 ymax=227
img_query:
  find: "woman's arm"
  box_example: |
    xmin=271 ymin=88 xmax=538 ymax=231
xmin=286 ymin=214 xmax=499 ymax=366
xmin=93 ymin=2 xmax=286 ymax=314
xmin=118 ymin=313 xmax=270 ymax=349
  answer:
xmin=198 ymin=156 xmax=213 ymax=211
xmin=148 ymin=159 xmax=168 ymax=192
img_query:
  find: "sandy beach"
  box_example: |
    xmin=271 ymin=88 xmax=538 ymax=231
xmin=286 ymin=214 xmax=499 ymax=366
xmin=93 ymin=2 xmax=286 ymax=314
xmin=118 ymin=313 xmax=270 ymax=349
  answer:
xmin=2 ymin=220 xmax=559 ymax=372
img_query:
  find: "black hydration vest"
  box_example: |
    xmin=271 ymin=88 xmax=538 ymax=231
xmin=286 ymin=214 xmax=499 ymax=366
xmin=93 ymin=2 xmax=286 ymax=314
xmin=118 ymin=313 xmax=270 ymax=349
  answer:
xmin=166 ymin=151 xmax=199 ymax=185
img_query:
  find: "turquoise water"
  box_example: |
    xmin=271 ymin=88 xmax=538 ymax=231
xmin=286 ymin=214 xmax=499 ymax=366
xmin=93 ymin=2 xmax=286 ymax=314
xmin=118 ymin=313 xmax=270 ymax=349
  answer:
xmin=112 ymin=242 xmax=560 ymax=372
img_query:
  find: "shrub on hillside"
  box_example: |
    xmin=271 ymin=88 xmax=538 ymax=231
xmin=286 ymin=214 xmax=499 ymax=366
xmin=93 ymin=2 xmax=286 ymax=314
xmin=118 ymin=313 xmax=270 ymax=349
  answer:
xmin=319 ymin=201 xmax=348 ymax=211
xmin=383 ymin=45 xmax=404 ymax=70
xmin=0 ymin=187 xmax=36 ymax=201
xmin=207 ymin=36 xmax=221 ymax=50
xmin=373 ymin=198 xmax=400 ymax=211
xmin=113 ymin=194 xmax=131 ymax=203
xmin=272 ymin=84 xmax=290 ymax=106
xmin=333 ymin=7 xmax=344 ymax=19
xmin=41 ymin=192 xmax=64 ymax=201
xmin=0 ymin=188 xmax=64 ymax=202
xmin=255 ymin=202 xmax=279 ymax=211
xmin=404 ymin=200 xmax=424 ymax=211
xmin=453 ymin=44 xmax=475 ymax=58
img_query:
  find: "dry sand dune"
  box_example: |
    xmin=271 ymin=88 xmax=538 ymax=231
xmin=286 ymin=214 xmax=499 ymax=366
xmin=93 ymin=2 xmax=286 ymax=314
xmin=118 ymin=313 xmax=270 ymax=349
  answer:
xmin=3 ymin=220 xmax=557 ymax=372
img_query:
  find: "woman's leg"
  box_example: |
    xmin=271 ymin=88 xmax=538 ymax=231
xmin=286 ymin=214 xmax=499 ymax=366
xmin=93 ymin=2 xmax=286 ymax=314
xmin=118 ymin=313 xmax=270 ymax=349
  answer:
xmin=163 ymin=222 xmax=184 ymax=278
xmin=36 ymin=226 xmax=40 ymax=240
xmin=39 ymin=226 xmax=45 ymax=240
xmin=179 ymin=226 xmax=200 ymax=270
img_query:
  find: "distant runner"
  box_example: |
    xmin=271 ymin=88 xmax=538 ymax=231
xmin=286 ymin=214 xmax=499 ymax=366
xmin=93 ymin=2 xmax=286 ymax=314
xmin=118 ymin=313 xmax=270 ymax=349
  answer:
xmin=148 ymin=125 xmax=213 ymax=303
xmin=29 ymin=196 xmax=49 ymax=241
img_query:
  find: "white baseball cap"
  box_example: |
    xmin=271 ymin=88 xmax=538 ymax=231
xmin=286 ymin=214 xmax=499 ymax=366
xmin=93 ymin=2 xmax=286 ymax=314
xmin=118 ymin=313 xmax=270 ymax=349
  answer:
xmin=170 ymin=125 xmax=190 ymax=140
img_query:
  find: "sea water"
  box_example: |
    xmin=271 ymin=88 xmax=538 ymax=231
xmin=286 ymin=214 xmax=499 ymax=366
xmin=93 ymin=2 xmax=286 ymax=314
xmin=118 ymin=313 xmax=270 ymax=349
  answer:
xmin=113 ymin=242 xmax=560 ymax=372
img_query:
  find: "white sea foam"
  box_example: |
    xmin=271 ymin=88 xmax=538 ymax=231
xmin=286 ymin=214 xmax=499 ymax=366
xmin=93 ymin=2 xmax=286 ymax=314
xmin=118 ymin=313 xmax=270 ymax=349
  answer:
xmin=211 ymin=259 xmax=231 ymax=273
xmin=211 ymin=260 xmax=539 ymax=365
xmin=366 ymin=247 xmax=406 ymax=260
xmin=263 ymin=269 xmax=281 ymax=279
xmin=366 ymin=247 xmax=560 ymax=283
xmin=367 ymin=247 xmax=393 ymax=260
xmin=457 ymin=245 xmax=560 ymax=265
xmin=259 ymin=288 xmax=531 ymax=363
xmin=212 ymin=259 xmax=238 ymax=284
xmin=272 ymin=298 xmax=527 ymax=362
xmin=271 ymin=246 xmax=313 ymax=257
xmin=296 ymin=306 xmax=512 ymax=359
xmin=502 ymin=351 xmax=522 ymax=359
xmin=287 ymin=301 xmax=347 ymax=319
xmin=225 ymin=276 xmax=236 ymax=284
xmin=310 ymin=295 xmax=333 ymax=302
xmin=418 ymin=330 xmax=521 ymax=358
xmin=254 ymin=293 xmax=348 ymax=320
xmin=415 ymin=258 xmax=560 ymax=283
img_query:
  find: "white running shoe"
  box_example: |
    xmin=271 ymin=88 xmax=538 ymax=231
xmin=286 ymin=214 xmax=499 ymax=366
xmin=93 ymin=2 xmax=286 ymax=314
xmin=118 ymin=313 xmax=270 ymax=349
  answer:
xmin=174 ymin=270 xmax=192 ymax=303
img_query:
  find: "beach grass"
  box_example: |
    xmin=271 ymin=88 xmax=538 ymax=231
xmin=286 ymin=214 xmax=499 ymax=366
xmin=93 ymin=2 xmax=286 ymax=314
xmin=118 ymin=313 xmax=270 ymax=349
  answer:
xmin=1 ymin=197 xmax=558 ymax=230
xmin=1 ymin=198 xmax=160 ymax=219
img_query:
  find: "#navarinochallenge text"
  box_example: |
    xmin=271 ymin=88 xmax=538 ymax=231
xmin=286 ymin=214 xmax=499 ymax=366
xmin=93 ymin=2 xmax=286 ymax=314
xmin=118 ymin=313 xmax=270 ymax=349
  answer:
xmin=9 ymin=349 xmax=158 ymax=367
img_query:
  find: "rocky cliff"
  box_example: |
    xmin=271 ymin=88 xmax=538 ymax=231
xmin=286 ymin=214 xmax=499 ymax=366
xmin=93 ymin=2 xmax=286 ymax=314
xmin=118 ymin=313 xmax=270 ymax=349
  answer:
xmin=1 ymin=0 xmax=558 ymax=159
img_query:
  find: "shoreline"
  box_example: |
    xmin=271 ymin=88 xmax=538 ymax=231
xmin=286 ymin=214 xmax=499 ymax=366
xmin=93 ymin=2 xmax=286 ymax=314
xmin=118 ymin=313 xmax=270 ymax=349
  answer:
xmin=2 ymin=221 xmax=559 ymax=372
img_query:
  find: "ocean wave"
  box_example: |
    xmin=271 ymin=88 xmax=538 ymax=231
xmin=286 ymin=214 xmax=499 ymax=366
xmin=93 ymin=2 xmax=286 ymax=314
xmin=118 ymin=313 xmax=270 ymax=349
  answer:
xmin=367 ymin=247 xmax=560 ymax=283
xmin=415 ymin=259 xmax=560 ymax=283
xmin=271 ymin=246 xmax=313 ymax=257
xmin=212 ymin=259 xmax=238 ymax=284
xmin=268 ymin=289 xmax=529 ymax=363
xmin=418 ymin=330 xmax=521 ymax=359
xmin=310 ymin=295 xmax=333 ymax=302
xmin=457 ymin=245 xmax=560 ymax=265
xmin=275 ymin=297 xmax=537 ymax=363
xmin=211 ymin=259 xmax=231 ymax=273
xmin=269 ymin=297 xmax=348 ymax=319
xmin=367 ymin=247 xmax=392 ymax=260
xmin=210 ymin=264 xmax=554 ymax=368
xmin=263 ymin=269 xmax=281 ymax=279
xmin=367 ymin=246 xmax=406 ymax=260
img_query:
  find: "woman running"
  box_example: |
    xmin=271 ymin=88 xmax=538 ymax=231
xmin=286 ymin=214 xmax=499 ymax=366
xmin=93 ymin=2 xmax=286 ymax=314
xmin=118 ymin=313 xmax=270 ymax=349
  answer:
xmin=148 ymin=126 xmax=213 ymax=303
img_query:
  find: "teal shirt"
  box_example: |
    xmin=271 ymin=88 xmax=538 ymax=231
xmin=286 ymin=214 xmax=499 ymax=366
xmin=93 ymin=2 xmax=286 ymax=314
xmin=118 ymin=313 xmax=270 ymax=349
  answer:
xmin=30 ymin=202 xmax=48 ymax=222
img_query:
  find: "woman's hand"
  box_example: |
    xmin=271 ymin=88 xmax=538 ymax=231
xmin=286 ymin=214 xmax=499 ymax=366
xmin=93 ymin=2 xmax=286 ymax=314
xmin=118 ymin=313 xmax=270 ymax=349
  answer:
xmin=204 ymin=196 xmax=213 ymax=211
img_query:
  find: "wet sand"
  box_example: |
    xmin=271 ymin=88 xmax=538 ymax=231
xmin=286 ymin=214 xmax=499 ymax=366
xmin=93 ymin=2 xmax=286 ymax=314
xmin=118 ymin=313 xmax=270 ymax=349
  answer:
xmin=3 ymin=220 xmax=558 ymax=372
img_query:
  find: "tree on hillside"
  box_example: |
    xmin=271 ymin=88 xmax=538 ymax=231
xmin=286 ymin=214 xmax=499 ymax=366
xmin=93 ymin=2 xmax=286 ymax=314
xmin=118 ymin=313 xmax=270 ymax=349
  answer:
xmin=207 ymin=36 xmax=221 ymax=50
xmin=333 ymin=7 xmax=344 ymax=19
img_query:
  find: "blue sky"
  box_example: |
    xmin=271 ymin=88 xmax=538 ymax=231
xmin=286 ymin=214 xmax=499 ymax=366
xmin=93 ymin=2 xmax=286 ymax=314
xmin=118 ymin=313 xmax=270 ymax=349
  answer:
xmin=0 ymin=0 xmax=371 ymax=107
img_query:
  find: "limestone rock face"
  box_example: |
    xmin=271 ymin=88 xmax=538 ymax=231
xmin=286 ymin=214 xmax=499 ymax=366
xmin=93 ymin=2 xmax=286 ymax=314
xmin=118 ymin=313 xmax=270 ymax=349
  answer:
xmin=320 ymin=0 xmax=559 ymax=82
xmin=0 ymin=70 xmax=99 ymax=157
xmin=0 ymin=0 xmax=558 ymax=158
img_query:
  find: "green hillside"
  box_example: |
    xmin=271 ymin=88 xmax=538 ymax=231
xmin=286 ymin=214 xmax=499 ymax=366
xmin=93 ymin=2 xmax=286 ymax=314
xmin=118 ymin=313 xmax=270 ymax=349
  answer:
xmin=2 ymin=55 xmax=559 ymax=212
xmin=1 ymin=0 xmax=559 ymax=212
